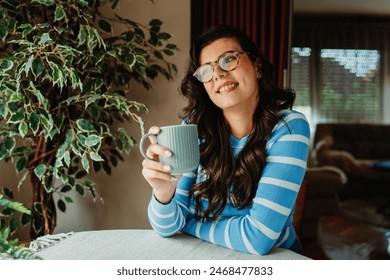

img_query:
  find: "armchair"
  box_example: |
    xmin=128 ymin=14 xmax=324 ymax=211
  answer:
xmin=299 ymin=164 xmax=347 ymax=240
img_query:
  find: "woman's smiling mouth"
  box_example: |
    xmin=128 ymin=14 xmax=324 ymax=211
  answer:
xmin=217 ymin=83 xmax=238 ymax=93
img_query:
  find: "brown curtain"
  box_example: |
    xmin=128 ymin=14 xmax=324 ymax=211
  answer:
xmin=293 ymin=15 xmax=390 ymax=50
xmin=191 ymin=0 xmax=292 ymax=88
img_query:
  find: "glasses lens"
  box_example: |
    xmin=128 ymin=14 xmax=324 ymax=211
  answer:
xmin=193 ymin=51 xmax=243 ymax=83
xmin=194 ymin=64 xmax=214 ymax=83
xmin=219 ymin=53 xmax=239 ymax=71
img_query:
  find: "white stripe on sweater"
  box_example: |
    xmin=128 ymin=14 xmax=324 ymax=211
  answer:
xmin=224 ymin=218 xmax=234 ymax=249
xmin=277 ymin=134 xmax=310 ymax=145
xmin=272 ymin=113 xmax=307 ymax=132
xmin=267 ymin=134 xmax=310 ymax=150
xmin=247 ymin=216 xmax=280 ymax=240
xmin=150 ymin=223 xmax=179 ymax=237
xmin=150 ymin=202 xmax=175 ymax=218
xmin=240 ymin=221 xmax=258 ymax=254
xmin=267 ymin=156 xmax=307 ymax=169
xmin=176 ymin=189 xmax=189 ymax=196
xmin=259 ymin=177 xmax=301 ymax=192
xmin=275 ymin=227 xmax=290 ymax=247
xmin=209 ymin=221 xmax=217 ymax=243
xmin=253 ymin=197 xmax=291 ymax=216
xmin=195 ymin=221 xmax=202 ymax=238
xmin=183 ymin=171 xmax=197 ymax=178
xmin=149 ymin=213 xmax=179 ymax=229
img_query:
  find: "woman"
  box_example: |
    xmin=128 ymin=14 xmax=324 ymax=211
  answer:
xmin=141 ymin=24 xmax=310 ymax=255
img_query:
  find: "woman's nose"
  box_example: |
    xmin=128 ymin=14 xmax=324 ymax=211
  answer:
xmin=213 ymin=65 xmax=228 ymax=81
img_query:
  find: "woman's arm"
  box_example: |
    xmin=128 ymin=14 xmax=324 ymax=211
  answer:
xmin=147 ymin=169 xmax=197 ymax=236
xmin=147 ymin=111 xmax=310 ymax=255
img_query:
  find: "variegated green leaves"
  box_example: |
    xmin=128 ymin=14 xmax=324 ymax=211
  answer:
xmin=0 ymin=0 xmax=178 ymax=247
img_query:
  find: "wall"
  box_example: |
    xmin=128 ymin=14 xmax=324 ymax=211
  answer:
xmin=0 ymin=0 xmax=191 ymax=241
xmin=54 ymin=0 xmax=191 ymax=233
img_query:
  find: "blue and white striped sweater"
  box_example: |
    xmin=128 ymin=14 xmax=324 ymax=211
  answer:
xmin=148 ymin=110 xmax=310 ymax=255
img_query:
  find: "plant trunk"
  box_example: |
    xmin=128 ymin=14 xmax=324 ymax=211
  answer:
xmin=30 ymin=172 xmax=57 ymax=239
xmin=29 ymin=135 xmax=57 ymax=239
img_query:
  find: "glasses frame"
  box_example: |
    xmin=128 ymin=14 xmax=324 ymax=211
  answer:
xmin=193 ymin=50 xmax=249 ymax=83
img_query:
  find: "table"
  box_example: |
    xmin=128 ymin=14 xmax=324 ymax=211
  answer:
xmin=31 ymin=229 xmax=310 ymax=260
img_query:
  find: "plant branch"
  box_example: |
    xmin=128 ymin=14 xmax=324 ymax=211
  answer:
xmin=30 ymin=134 xmax=44 ymax=168
xmin=28 ymin=146 xmax=59 ymax=169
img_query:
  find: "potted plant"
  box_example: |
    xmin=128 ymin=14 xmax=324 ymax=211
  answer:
xmin=0 ymin=0 xmax=179 ymax=253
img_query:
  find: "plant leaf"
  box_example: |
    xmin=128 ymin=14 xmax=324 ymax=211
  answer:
xmin=81 ymin=153 xmax=90 ymax=173
xmin=32 ymin=59 xmax=44 ymax=79
xmin=54 ymin=6 xmax=65 ymax=22
xmin=15 ymin=157 xmax=27 ymax=173
xmin=57 ymin=199 xmax=66 ymax=212
xmin=0 ymin=143 xmax=8 ymax=161
xmin=3 ymin=187 xmax=14 ymax=199
xmin=0 ymin=24 xmax=7 ymax=41
xmin=64 ymin=150 xmax=71 ymax=167
xmin=0 ymin=104 xmax=7 ymax=118
xmin=75 ymin=184 xmax=85 ymax=196
xmin=32 ymin=0 xmax=55 ymax=6
xmin=85 ymin=135 xmax=101 ymax=147
xmin=98 ymin=19 xmax=112 ymax=34
xmin=0 ymin=59 xmax=13 ymax=71
xmin=149 ymin=19 xmax=162 ymax=27
xmin=18 ymin=121 xmax=28 ymax=138
xmin=34 ymin=164 xmax=46 ymax=180
xmin=21 ymin=213 xmax=32 ymax=226
xmin=90 ymin=152 xmax=104 ymax=162
xmin=38 ymin=33 xmax=52 ymax=45
xmin=4 ymin=137 xmax=15 ymax=152
xmin=76 ymin=119 xmax=95 ymax=132
xmin=78 ymin=26 xmax=87 ymax=46
xmin=28 ymin=112 xmax=40 ymax=135
xmin=136 ymin=55 xmax=147 ymax=65
xmin=0 ymin=194 xmax=31 ymax=215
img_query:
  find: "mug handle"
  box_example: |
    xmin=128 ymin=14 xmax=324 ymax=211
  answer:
xmin=139 ymin=133 xmax=157 ymax=160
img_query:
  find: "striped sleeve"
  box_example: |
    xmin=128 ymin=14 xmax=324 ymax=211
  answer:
xmin=147 ymin=170 xmax=197 ymax=237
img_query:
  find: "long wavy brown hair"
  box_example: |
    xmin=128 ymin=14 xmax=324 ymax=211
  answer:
xmin=180 ymin=25 xmax=295 ymax=221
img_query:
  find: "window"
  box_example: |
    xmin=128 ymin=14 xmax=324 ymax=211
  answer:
xmin=291 ymin=47 xmax=382 ymax=128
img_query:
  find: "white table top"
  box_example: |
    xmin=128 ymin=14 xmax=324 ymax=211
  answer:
xmin=32 ymin=229 xmax=310 ymax=260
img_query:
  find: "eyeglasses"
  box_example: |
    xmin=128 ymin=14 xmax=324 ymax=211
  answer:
xmin=193 ymin=50 xmax=248 ymax=83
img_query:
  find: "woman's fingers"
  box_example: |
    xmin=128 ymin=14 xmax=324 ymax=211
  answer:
xmin=147 ymin=126 xmax=160 ymax=144
xmin=142 ymin=160 xmax=172 ymax=181
xmin=146 ymin=143 xmax=172 ymax=159
xmin=143 ymin=126 xmax=172 ymax=159
xmin=142 ymin=158 xmax=171 ymax=173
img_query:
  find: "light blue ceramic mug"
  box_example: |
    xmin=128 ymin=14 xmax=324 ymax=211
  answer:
xmin=139 ymin=124 xmax=200 ymax=174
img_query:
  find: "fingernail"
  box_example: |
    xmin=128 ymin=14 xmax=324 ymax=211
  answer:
xmin=163 ymin=165 xmax=171 ymax=172
xmin=164 ymin=150 xmax=172 ymax=157
xmin=152 ymin=127 xmax=160 ymax=133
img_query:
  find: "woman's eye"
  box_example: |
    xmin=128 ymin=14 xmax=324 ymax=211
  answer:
xmin=224 ymin=56 xmax=236 ymax=63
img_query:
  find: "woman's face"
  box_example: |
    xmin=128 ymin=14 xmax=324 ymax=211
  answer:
xmin=199 ymin=38 xmax=260 ymax=114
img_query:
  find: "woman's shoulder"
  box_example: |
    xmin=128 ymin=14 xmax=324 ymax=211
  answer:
xmin=273 ymin=109 xmax=310 ymax=136
xmin=278 ymin=109 xmax=307 ymax=120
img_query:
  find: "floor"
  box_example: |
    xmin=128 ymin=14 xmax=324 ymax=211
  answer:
xmin=300 ymin=198 xmax=390 ymax=260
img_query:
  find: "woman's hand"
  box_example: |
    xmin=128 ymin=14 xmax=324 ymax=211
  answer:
xmin=141 ymin=126 xmax=179 ymax=204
